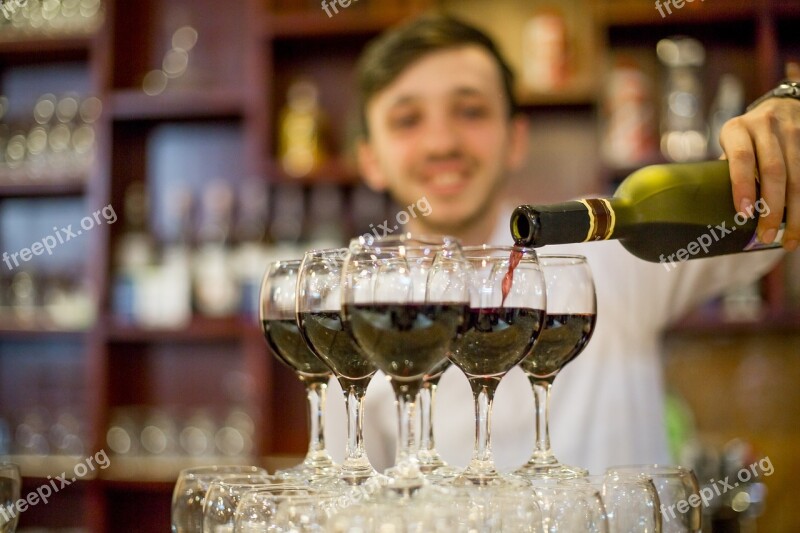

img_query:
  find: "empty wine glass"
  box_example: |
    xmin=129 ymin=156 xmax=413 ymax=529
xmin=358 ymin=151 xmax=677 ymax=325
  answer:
xmin=516 ymin=254 xmax=597 ymax=479
xmin=171 ymin=464 xmax=268 ymax=533
xmin=0 ymin=462 xmax=21 ymax=533
xmin=297 ymin=248 xmax=379 ymax=485
xmin=259 ymin=259 xmax=337 ymax=481
xmin=341 ymin=233 xmax=467 ymax=489
xmin=445 ymin=245 xmax=546 ymax=486
xmin=563 ymin=473 xmax=662 ymax=532
xmin=531 ymin=479 xmax=609 ymax=532
xmin=202 ymin=474 xmax=289 ymax=533
xmin=607 ymin=464 xmax=701 ymax=532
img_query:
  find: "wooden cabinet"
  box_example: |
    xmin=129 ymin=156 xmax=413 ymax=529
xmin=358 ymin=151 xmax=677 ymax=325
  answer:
xmin=1 ymin=0 xmax=798 ymax=530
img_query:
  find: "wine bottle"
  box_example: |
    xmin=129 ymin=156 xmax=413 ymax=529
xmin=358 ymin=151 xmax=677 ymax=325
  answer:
xmin=511 ymin=160 xmax=784 ymax=265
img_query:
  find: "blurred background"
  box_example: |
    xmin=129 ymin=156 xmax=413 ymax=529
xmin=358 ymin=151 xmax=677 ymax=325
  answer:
xmin=1 ymin=0 xmax=799 ymax=530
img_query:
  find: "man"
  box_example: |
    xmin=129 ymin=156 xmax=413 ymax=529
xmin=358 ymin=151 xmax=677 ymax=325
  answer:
xmin=330 ymin=14 xmax=798 ymax=474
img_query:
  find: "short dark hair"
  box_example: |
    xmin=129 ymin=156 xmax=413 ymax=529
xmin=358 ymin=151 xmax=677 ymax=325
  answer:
xmin=355 ymin=13 xmax=518 ymax=139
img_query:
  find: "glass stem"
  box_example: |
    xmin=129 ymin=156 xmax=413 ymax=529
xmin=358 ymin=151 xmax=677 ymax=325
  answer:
xmin=418 ymin=380 xmax=437 ymax=453
xmin=342 ymin=378 xmax=370 ymax=468
xmin=304 ymin=378 xmax=328 ymax=462
xmin=393 ymin=384 xmax=420 ymax=470
xmin=470 ymin=379 xmax=497 ymax=467
xmin=531 ymin=378 xmax=557 ymax=465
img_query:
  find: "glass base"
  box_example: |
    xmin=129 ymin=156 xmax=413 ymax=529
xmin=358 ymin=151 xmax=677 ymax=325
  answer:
xmin=448 ymin=469 xmax=530 ymax=488
xmin=514 ymin=461 xmax=588 ymax=480
xmin=275 ymin=453 xmax=339 ymax=483
xmin=338 ymin=461 xmax=381 ymax=486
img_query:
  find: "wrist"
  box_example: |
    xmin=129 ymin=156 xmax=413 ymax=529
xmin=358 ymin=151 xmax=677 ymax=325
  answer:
xmin=746 ymin=80 xmax=800 ymax=112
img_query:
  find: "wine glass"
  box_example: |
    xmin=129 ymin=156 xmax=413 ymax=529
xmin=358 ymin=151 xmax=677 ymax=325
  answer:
xmin=202 ymin=474 xmax=289 ymax=533
xmin=296 ymin=248 xmax=380 ymax=485
xmin=341 ymin=233 xmax=467 ymax=488
xmin=516 ymin=254 xmax=596 ymax=479
xmin=416 ymin=359 xmax=454 ymax=475
xmin=171 ymin=465 xmax=268 ymax=533
xmin=0 ymin=462 xmax=21 ymax=533
xmin=259 ymin=259 xmax=336 ymax=480
xmin=607 ymin=464 xmax=701 ymax=533
xmin=445 ymin=245 xmax=546 ymax=486
xmin=563 ymin=473 xmax=662 ymax=532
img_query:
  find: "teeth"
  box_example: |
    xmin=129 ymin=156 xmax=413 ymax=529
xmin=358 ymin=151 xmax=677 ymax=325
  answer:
xmin=430 ymin=172 xmax=461 ymax=186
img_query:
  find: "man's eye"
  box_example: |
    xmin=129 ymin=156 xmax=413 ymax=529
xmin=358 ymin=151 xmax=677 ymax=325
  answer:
xmin=458 ymin=105 xmax=488 ymax=119
xmin=390 ymin=113 xmax=420 ymax=129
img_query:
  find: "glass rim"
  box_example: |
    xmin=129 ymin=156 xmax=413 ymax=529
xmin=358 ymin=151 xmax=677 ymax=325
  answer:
xmin=177 ymin=465 xmax=267 ymax=477
xmin=350 ymin=232 xmax=461 ymax=249
xmin=537 ymin=253 xmax=588 ymax=264
xmin=461 ymin=244 xmax=538 ymax=256
xmin=606 ymin=464 xmax=694 ymax=477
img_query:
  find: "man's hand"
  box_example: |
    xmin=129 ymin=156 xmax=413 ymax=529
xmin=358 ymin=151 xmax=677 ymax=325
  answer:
xmin=720 ymin=97 xmax=800 ymax=251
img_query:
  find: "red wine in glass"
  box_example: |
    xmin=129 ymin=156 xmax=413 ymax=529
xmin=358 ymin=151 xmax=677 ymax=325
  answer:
xmin=261 ymin=319 xmax=331 ymax=379
xmin=449 ymin=307 xmax=544 ymax=378
xmin=519 ymin=313 xmax=596 ymax=380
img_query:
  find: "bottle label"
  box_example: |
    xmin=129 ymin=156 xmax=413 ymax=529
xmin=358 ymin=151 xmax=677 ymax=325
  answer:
xmin=579 ymin=198 xmax=616 ymax=241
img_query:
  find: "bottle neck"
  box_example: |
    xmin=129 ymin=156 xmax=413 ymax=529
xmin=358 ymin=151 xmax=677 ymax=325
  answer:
xmin=511 ymin=198 xmax=624 ymax=246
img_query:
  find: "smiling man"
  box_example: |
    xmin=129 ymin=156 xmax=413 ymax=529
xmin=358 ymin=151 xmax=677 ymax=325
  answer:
xmin=339 ymin=13 xmax=799 ymax=475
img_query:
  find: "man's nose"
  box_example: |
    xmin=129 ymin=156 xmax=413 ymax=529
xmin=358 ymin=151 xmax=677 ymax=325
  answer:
xmin=421 ymin=114 xmax=460 ymax=155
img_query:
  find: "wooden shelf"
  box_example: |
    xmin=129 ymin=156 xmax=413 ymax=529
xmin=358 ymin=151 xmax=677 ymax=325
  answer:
xmin=104 ymin=315 xmax=257 ymax=343
xmin=0 ymin=313 xmax=91 ymax=337
xmin=0 ymin=34 xmax=94 ymax=61
xmin=597 ymin=1 xmax=758 ymax=27
xmin=108 ymin=88 xmax=245 ymax=121
xmin=667 ymin=308 xmax=800 ymax=336
xmin=0 ymin=179 xmax=87 ymax=199
xmin=267 ymin=157 xmax=360 ymax=187
xmin=262 ymin=9 xmax=418 ymax=39
xmin=517 ymin=85 xmax=598 ymax=109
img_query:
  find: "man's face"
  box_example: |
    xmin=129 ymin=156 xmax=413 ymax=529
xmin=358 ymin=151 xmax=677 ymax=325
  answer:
xmin=358 ymin=45 xmax=526 ymax=234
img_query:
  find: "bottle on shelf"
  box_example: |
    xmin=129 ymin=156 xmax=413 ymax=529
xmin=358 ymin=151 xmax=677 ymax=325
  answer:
xmin=657 ymin=36 xmax=708 ymax=162
xmin=231 ymin=178 xmax=272 ymax=319
xmin=112 ymin=181 xmax=155 ymax=324
xmin=156 ymin=184 xmax=194 ymax=328
xmin=600 ymin=55 xmax=659 ymax=169
xmin=277 ymin=79 xmax=327 ymax=178
xmin=511 ymin=160 xmax=784 ymax=266
xmin=192 ymin=180 xmax=239 ymax=317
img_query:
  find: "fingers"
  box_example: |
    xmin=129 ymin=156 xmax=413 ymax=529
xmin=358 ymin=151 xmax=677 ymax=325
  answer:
xmin=779 ymin=109 xmax=800 ymax=251
xmin=749 ymin=110 xmax=787 ymax=244
xmin=720 ymin=117 xmax=758 ymax=216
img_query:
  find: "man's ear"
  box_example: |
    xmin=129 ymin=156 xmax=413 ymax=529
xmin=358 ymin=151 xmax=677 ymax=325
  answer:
xmin=505 ymin=114 xmax=530 ymax=172
xmin=356 ymin=138 xmax=388 ymax=191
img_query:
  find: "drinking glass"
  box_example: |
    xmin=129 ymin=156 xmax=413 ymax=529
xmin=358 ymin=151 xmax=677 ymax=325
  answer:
xmin=445 ymin=245 xmax=546 ymax=485
xmin=563 ymin=473 xmax=662 ymax=532
xmin=297 ymin=248 xmax=379 ymax=485
xmin=259 ymin=259 xmax=336 ymax=480
xmin=532 ymin=482 xmax=609 ymax=532
xmin=171 ymin=465 xmax=268 ymax=533
xmin=202 ymin=474 xmax=290 ymax=533
xmin=233 ymin=486 xmax=318 ymax=532
xmin=516 ymin=254 xmax=597 ymax=478
xmin=607 ymin=465 xmax=701 ymax=533
xmin=341 ymin=233 xmax=467 ymax=488
xmin=0 ymin=462 xmax=21 ymax=533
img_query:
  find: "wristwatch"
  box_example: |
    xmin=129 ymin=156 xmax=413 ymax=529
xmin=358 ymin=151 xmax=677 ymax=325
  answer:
xmin=746 ymin=80 xmax=800 ymax=112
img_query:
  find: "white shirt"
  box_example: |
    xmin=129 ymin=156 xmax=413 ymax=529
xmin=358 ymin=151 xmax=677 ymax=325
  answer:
xmin=324 ymin=206 xmax=782 ymax=474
